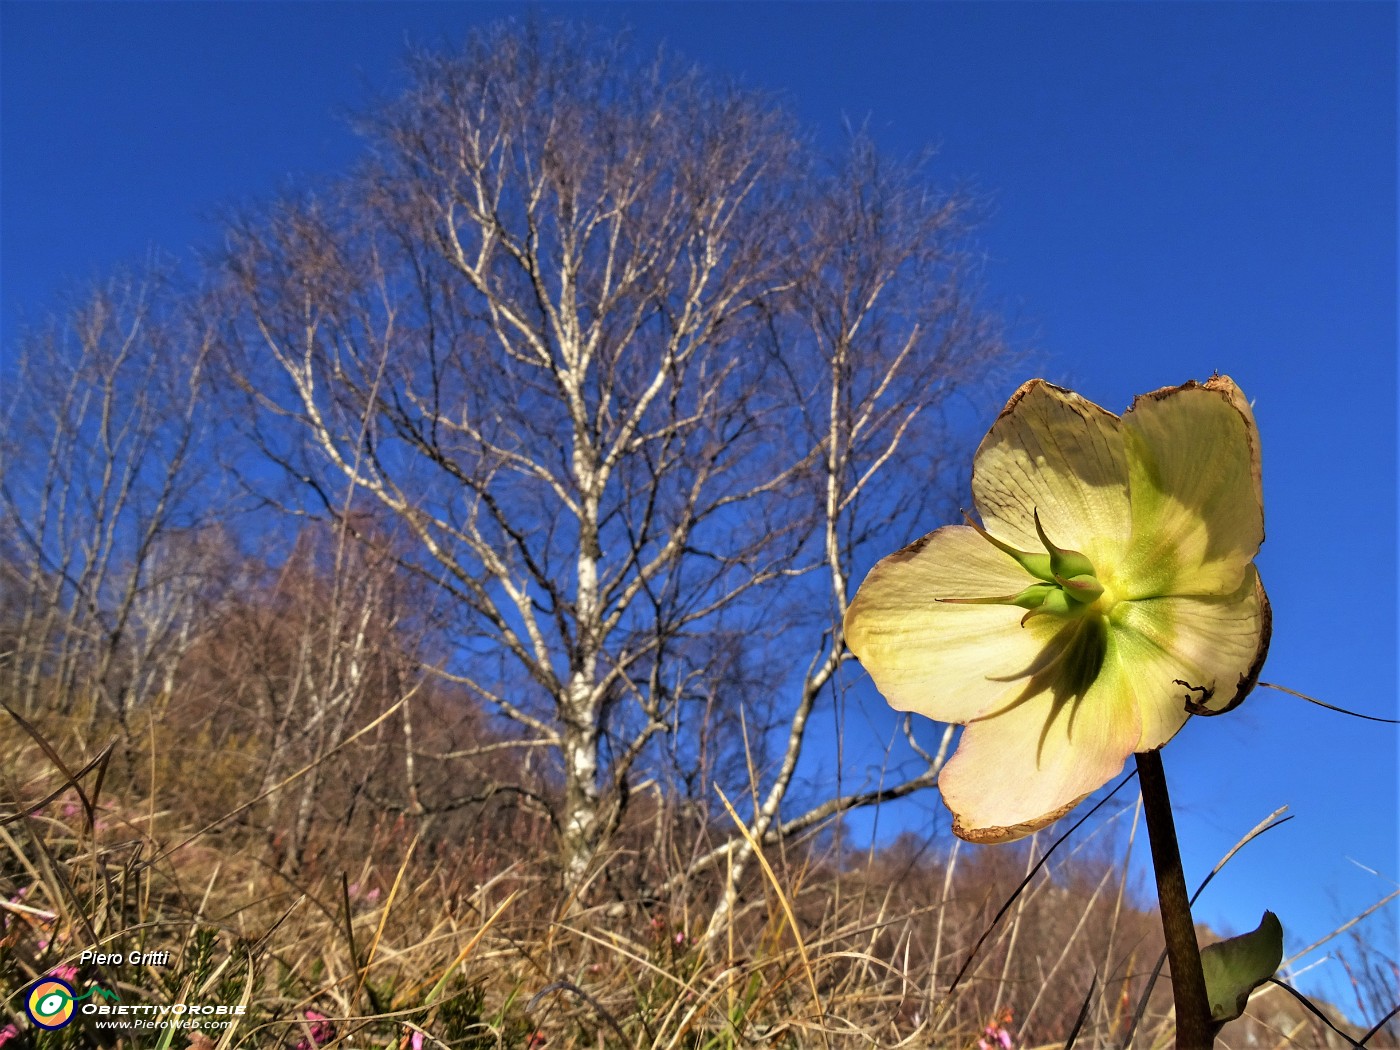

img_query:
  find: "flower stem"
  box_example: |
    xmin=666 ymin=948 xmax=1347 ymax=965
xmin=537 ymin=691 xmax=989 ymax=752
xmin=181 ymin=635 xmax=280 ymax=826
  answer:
xmin=1135 ymin=748 xmax=1214 ymax=1049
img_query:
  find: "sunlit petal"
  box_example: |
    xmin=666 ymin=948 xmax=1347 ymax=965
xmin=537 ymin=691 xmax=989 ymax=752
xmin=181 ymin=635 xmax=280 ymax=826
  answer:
xmin=971 ymin=380 xmax=1131 ymax=570
xmin=844 ymin=525 xmax=1064 ymax=724
xmin=1111 ymin=567 xmax=1272 ymax=749
xmin=846 ymin=375 xmax=1269 ymax=842
xmin=1116 ymin=376 xmax=1263 ymax=598
xmin=939 ymin=669 xmax=1141 ymax=843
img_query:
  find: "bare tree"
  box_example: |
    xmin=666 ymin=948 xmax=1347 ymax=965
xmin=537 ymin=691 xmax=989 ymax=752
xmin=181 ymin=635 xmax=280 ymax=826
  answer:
xmin=218 ymin=21 xmax=1006 ymax=894
xmin=686 ymin=133 xmax=1002 ymax=937
xmin=171 ymin=515 xmax=424 ymax=868
xmin=0 ymin=270 xmax=219 ymax=729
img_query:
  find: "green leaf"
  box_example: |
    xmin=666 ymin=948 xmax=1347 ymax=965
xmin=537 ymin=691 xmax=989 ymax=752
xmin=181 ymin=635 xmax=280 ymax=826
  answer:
xmin=1200 ymin=910 xmax=1284 ymax=1025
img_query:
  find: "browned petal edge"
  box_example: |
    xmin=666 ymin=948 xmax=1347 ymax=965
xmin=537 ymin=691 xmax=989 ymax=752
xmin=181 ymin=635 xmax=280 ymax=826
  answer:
xmin=946 ymin=791 xmax=1085 ymax=845
xmin=1126 ymin=373 xmax=1248 ymax=424
xmin=975 ymin=378 xmax=1125 ymax=468
xmin=1125 ymin=373 xmax=1266 ymax=545
xmin=865 ymin=522 xmax=971 ymax=569
xmin=1207 ymin=570 xmax=1273 ymax=717
xmin=970 ymin=380 xmax=1128 ymax=538
xmin=990 ymin=378 xmax=1124 ymax=428
xmin=1126 ymin=375 xmax=1208 ymax=409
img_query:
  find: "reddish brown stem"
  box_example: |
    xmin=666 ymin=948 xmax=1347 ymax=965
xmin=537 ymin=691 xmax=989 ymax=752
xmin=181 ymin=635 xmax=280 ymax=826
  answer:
xmin=1136 ymin=748 xmax=1215 ymax=1049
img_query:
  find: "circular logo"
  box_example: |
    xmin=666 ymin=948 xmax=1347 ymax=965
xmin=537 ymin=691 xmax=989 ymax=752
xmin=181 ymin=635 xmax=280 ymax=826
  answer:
xmin=26 ymin=977 xmax=76 ymax=1030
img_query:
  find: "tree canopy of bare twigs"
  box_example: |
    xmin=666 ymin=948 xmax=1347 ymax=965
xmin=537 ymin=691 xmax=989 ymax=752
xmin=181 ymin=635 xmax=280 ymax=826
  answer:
xmin=0 ymin=271 xmax=221 ymax=730
xmin=216 ymin=20 xmax=1008 ymax=897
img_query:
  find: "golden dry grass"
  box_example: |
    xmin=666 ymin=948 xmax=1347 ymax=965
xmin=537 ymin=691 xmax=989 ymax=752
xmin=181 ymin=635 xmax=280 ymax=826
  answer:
xmin=1 ymin=709 xmax=1393 ymax=1050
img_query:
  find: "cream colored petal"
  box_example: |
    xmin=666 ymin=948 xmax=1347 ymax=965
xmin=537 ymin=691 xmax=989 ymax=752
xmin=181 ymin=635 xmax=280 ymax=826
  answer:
xmin=971 ymin=380 xmax=1132 ymax=570
xmin=939 ymin=659 xmax=1142 ymax=843
xmin=1116 ymin=376 xmax=1264 ymax=598
xmin=844 ymin=524 xmax=1066 ymax=725
xmin=1109 ymin=566 xmax=1271 ymax=750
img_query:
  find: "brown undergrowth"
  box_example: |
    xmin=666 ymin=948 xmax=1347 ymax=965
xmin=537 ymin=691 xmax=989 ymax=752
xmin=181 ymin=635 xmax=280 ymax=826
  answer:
xmin=1 ymin=709 xmax=1393 ymax=1050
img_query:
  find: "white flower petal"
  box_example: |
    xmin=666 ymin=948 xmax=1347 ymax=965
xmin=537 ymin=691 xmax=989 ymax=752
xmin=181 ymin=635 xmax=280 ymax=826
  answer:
xmin=1109 ymin=567 xmax=1271 ymax=749
xmin=844 ymin=525 xmax=1064 ymax=725
xmin=938 ymin=663 xmax=1141 ymax=843
xmin=847 ymin=376 xmax=1270 ymax=846
xmin=971 ymin=380 xmax=1131 ymax=570
xmin=1117 ymin=376 xmax=1263 ymax=598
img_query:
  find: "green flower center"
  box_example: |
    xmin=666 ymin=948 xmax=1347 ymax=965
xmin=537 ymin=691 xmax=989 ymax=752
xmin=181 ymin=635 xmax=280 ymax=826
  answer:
xmin=945 ymin=510 xmax=1116 ymax=626
xmin=943 ymin=510 xmax=1116 ymax=699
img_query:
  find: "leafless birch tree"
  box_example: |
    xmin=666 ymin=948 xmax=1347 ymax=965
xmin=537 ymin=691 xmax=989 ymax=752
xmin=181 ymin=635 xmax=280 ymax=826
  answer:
xmin=173 ymin=516 xmax=422 ymax=868
xmin=218 ymin=22 xmax=1006 ymax=894
xmin=0 ymin=272 xmax=219 ymax=729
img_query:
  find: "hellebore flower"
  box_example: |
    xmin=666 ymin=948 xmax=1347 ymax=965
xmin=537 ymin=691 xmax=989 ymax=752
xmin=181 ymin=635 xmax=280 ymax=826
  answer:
xmin=844 ymin=377 xmax=1270 ymax=843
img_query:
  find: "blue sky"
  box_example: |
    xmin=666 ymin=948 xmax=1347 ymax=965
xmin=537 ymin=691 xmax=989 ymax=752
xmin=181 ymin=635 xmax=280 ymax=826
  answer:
xmin=4 ymin=0 xmax=1395 ymax=1011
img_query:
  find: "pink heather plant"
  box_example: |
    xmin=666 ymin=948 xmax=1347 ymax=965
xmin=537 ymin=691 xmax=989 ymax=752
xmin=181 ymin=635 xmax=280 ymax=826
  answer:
xmin=293 ymin=1009 xmax=336 ymax=1049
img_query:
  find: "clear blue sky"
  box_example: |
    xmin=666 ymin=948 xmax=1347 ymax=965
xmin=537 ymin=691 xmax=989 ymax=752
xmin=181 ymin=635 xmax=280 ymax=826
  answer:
xmin=4 ymin=1 xmax=1395 ymax=1010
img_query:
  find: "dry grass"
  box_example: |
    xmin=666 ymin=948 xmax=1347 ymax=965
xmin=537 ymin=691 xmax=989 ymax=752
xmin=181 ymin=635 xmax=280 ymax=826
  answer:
xmin=1 ymin=709 xmax=1394 ymax=1050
